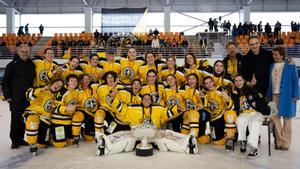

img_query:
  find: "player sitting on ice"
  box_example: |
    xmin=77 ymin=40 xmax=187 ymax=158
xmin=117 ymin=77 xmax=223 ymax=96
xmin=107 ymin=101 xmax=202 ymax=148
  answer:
xmin=96 ymin=93 xmax=198 ymax=156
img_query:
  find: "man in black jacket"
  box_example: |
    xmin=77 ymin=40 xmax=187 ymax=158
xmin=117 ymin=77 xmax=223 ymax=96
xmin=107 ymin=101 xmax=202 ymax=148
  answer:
xmin=244 ymin=36 xmax=273 ymax=96
xmin=2 ymin=43 xmax=36 ymax=149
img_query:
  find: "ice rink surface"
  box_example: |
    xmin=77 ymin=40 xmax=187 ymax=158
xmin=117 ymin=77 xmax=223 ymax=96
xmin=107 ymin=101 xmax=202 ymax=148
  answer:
xmin=0 ymin=100 xmax=300 ymax=169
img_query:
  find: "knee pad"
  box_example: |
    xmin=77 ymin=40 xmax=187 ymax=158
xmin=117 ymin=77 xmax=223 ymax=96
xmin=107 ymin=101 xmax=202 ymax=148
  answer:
xmin=72 ymin=111 xmax=84 ymax=122
xmin=94 ymin=110 xmax=105 ymax=124
xmin=25 ymin=114 xmax=40 ymax=144
xmin=72 ymin=111 xmax=85 ymax=137
xmin=94 ymin=110 xmax=106 ymax=133
xmin=26 ymin=114 xmax=40 ymax=129
xmin=224 ymin=110 xmax=237 ymax=125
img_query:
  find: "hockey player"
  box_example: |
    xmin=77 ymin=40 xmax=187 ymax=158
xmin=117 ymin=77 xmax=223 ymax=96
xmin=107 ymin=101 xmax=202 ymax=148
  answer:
xmin=202 ymin=60 xmax=233 ymax=90
xmin=163 ymin=74 xmax=185 ymax=132
xmin=183 ymin=53 xmax=212 ymax=85
xmin=140 ymin=69 xmax=165 ymax=106
xmin=119 ymin=47 xmax=144 ymax=85
xmin=72 ymin=74 xmax=99 ymax=146
xmin=99 ymin=48 xmax=121 ymax=75
xmin=94 ymin=71 xmax=128 ymax=138
xmin=203 ymin=76 xmax=237 ymax=149
xmin=159 ymin=56 xmax=186 ymax=87
xmin=138 ymin=52 xmax=163 ymax=84
xmin=231 ymin=74 xmax=271 ymax=159
xmin=180 ymin=73 xmax=210 ymax=144
xmin=24 ymin=79 xmax=64 ymax=155
xmin=60 ymin=56 xmax=83 ymax=81
xmin=51 ymin=74 xmax=79 ymax=148
xmin=32 ymin=48 xmax=62 ymax=87
xmin=118 ymin=79 xmax=143 ymax=105
xmin=79 ymin=54 xmax=104 ymax=84
xmin=96 ymin=94 xmax=198 ymax=156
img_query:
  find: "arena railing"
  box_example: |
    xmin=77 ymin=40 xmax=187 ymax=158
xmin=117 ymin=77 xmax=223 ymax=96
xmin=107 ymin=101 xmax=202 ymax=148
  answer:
xmin=1 ymin=45 xmax=300 ymax=59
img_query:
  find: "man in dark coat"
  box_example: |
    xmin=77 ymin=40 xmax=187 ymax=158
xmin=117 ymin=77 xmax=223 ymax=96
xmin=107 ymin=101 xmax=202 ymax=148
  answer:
xmin=244 ymin=36 xmax=273 ymax=96
xmin=2 ymin=43 xmax=36 ymax=149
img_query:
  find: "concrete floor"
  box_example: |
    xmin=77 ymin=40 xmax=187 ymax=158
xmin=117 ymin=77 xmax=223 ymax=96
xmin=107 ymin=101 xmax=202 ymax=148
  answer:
xmin=0 ymin=100 xmax=299 ymax=169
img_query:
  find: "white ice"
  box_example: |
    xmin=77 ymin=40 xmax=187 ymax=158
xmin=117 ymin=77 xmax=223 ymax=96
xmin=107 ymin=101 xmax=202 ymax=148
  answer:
xmin=0 ymin=100 xmax=300 ymax=169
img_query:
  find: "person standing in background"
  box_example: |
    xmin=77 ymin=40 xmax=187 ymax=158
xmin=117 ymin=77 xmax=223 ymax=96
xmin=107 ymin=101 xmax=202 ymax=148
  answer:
xmin=39 ymin=24 xmax=44 ymax=35
xmin=2 ymin=43 xmax=36 ymax=149
xmin=266 ymin=46 xmax=299 ymax=151
xmin=25 ymin=24 xmax=29 ymax=36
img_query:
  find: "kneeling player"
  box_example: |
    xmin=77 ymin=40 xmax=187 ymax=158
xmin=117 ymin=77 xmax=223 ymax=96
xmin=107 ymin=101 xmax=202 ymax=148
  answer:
xmin=24 ymin=79 xmax=64 ymax=155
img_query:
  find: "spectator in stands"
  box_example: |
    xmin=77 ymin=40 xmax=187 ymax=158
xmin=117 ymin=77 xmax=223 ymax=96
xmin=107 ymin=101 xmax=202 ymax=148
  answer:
xmin=181 ymin=36 xmax=189 ymax=49
xmin=274 ymin=21 xmax=281 ymax=37
xmin=208 ymin=18 xmax=214 ymax=32
xmin=153 ymin=28 xmax=159 ymax=36
xmin=232 ymin=24 xmax=238 ymax=41
xmin=25 ymin=24 xmax=29 ymax=36
xmin=39 ymin=24 xmax=44 ymax=35
xmin=249 ymin=22 xmax=254 ymax=34
xmin=268 ymin=38 xmax=275 ymax=47
xmin=265 ymin=22 xmax=272 ymax=37
xmin=223 ymin=42 xmax=245 ymax=80
xmin=149 ymin=28 xmax=153 ymax=35
xmin=257 ymin=21 xmax=263 ymax=35
xmin=159 ymin=35 xmax=165 ymax=47
xmin=213 ymin=18 xmax=218 ymax=32
xmin=146 ymin=34 xmax=153 ymax=46
xmin=0 ymin=38 xmax=9 ymax=57
xmin=94 ymin=29 xmax=100 ymax=44
xmin=0 ymin=37 xmax=6 ymax=46
xmin=2 ymin=43 xmax=36 ymax=149
xmin=221 ymin=20 xmax=227 ymax=32
xmin=237 ymin=23 xmax=244 ymax=35
xmin=17 ymin=26 xmax=25 ymax=36
xmin=267 ymin=46 xmax=299 ymax=151
xmin=151 ymin=34 xmax=160 ymax=49
xmin=225 ymin=20 xmax=231 ymax=32
xmin=242 ymin=22 xmax=249 ymax=35
xmin=244 ymin=36 xmax=273 ymax=96
xmin=275 ymin=36 xmax=284 ymax=45
xmin=253 ymin=24 xmax=257 ymax=33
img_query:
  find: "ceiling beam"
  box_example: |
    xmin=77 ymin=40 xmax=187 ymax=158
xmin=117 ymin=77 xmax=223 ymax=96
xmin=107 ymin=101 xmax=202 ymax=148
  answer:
xmin=0 ymin=0 xmax=8 ymax=7
xmin=82 ymin=0 xmax=89 ymax=6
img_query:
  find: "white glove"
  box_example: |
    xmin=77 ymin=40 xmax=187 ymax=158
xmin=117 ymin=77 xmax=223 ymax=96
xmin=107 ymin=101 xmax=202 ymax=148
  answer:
xmin=268 ymin=101 xmax=278 ymax=115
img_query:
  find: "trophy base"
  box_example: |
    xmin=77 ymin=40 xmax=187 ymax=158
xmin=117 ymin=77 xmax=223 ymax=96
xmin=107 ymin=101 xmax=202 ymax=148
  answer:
xmin=136 ymin=143 xmax=153 ymax=157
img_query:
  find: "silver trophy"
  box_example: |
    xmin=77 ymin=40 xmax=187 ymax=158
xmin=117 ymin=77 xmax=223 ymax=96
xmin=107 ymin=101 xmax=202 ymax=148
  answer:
xmin=131 ymin=118 xmax=157 ymax=156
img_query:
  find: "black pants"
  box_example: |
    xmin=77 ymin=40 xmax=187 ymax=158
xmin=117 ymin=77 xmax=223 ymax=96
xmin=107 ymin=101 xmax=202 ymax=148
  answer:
xmin=210 ymin=116 xmax=225 ymax=141
xmin=10 ymin=110 xmax=25 ymax=145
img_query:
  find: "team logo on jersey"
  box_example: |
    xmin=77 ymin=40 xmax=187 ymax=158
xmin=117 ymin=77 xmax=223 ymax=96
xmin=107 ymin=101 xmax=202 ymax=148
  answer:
xmin=67 ymin=99 xmax=76 ymax=107
xmin=43 ymin=99 xmax=54 ymax=112
xmin=84 ymin=97 xmax=98 ymax=112
xmin=186 ymin=99 xmax=196 ymax=110
xmin=150 ymin=92 xmax=161 ymax=104
xmin=123 ymin=67 xmax=134 ymax=78
xmin=167 ymin=96 xmax=180 ymax=107
xmin=39 ymin=69 xmax=49 ymax=82
xmin=89 ymin=73 xmax=97 ymax=82
xmin=208 ymin=99 xmax=219 ymax=110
